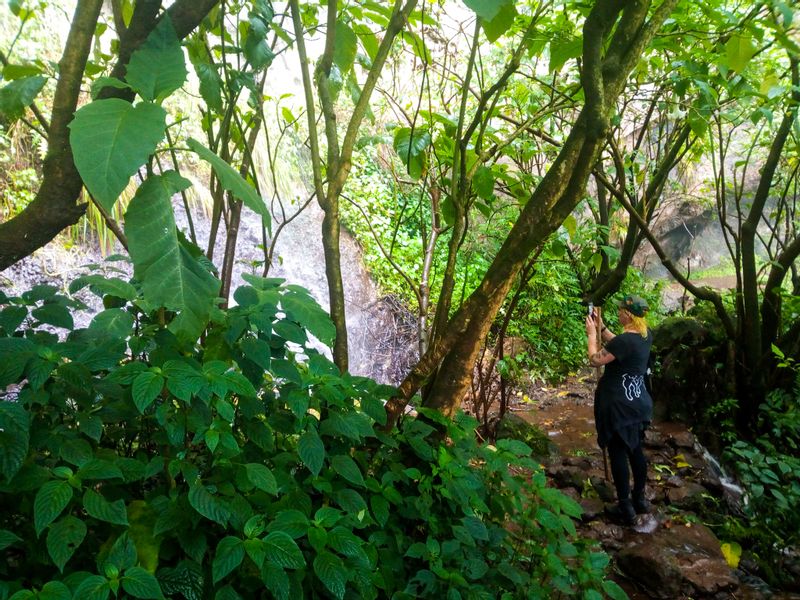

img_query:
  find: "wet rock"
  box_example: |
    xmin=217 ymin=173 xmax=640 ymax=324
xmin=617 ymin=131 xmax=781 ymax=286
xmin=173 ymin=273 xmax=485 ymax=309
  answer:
xmin=589 ymin=476 xmax=616 ymax=503
xmin=583 ymin=521 xmax=625 ymax=550
xmin=666 ymin=482 xmax=708 ymax=509
xmin=617 ymin=521 xmax=738 ymax=598
xmin=547 ymin=465 xmax=585 ymax=490
xmin=668 ymin=431 xmax=696 ymax=449
xmin=644 ymin=428 xmax=667 ymax=448
xmin=562 ymin=455 xmax=593 ymax=471
xmin=579 ymin=497 xmax=605 ymax=521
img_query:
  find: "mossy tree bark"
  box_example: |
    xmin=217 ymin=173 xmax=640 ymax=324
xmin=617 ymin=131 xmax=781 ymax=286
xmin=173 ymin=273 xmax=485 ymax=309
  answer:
xmin=386 ymin=0 xmax=679 ymax=423
xmin=0 ymin=0 xmax=220 ymax=270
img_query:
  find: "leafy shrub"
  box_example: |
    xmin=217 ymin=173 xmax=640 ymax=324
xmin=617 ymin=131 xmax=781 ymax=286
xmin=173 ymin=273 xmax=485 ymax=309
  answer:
xmin=723 ymin=376 xmax=800 ymax=586
xmin=0 ymin=276 xmax=625 ymax=599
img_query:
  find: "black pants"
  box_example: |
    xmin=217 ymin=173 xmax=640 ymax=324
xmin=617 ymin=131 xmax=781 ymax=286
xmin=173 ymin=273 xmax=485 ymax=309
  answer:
xmin=607 ymin=432 xmax=647 ymax=501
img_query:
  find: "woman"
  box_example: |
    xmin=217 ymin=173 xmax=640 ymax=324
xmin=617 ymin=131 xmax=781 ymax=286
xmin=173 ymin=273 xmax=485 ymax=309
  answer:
xmin=585 ymin=295 xmax=653 ymax=525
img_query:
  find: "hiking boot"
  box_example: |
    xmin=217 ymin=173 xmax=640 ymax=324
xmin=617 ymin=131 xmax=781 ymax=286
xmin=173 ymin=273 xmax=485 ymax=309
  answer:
xmin=606 ymin=499 xmax=636 ymax=525
xmin=632 ymin=492 xmax=651 ymax=515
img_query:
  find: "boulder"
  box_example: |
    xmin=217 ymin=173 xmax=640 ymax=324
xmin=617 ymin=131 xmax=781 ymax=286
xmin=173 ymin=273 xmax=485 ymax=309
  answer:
xmin=616 ymin=521 xmax=738 ymax=598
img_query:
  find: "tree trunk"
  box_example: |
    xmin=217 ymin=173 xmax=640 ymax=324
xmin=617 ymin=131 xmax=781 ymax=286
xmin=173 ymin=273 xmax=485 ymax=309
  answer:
xmin=387 ymin=0 xmax=679 ymax=424
xmin=0 ymin=0 xmax=220 ymax=270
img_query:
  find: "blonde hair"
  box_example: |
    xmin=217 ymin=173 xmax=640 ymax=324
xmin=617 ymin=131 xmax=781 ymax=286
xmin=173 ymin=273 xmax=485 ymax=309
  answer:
xmin=622 ymin=310 xmax=648 ymax=338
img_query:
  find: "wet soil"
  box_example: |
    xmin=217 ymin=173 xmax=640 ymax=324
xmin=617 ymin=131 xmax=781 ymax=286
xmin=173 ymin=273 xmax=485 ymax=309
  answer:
xmin=511 ymin=371 xmax=800 ymax=600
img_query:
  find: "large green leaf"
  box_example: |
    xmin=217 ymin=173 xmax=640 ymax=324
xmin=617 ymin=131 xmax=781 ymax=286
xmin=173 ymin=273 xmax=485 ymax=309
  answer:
xmin=298 ymin=429 xmax=325 ymax=476
xmin=124 ymin=172 xmax=220 ymax=342
xmin=245 ymin=463 xmax=278 ymax=495
xmin=0 ymin=401 xmax=29 ymax=481
xmin=132 ymin=371 xmax=165 ymax=413
xmin=69 ymin=99 xmax=167 ymax=211
xmin=121 ymin=566 xmax=163 ymax=599
xmin=47 ymin=516 xmax=87 ymax=572
xmin=244 ymin=15 xmax=275 ymax=70
xmin=330 ymin=455 xmax=365 ymax=487
xmin=393 ymin=127 xmax=431 ymax=180
xmin=333 ymin=21 xmax=358 ymax=73
xmin=186 ymin=138 xmax=270 ymax=230
xmin=549 ymin=35 xmax=582 ymax=73
xmin=0 ymin=75 xmax=46 ymax=121
xmin=34 ymin=480 xmax=73 ymax=536
xmin=463 ymin=0 xmax=512 ymax=21
xmin=483 ymin=2 xmax=517 ymax=42
xmin=35 ymin=581 xmax=72 ymax=600
xmin=83 ymin=489 xmax=129 ymax=525
xmin=313 ymin=551 xmax=347 ymax=600
xmin=280 ymin=290 xmax=335 ymax=346
xmin=725 ymin=34 xmax=756 ymax=73
xmin=72 ymin=575 xmax=110 ymax=600
xmin=263 ymin=532 xmax=305 ymax=569
xmin=0 ymin=529 xmax=22 ymax=551
xmin=212 ymin=537 xmax=244 ymax=584
xmin=188 ymin=482 xmax=230 ymax=526
xmin=69 ymin=275 xmax=137 ymax=300
xmin=125 ymin=16 xmax=187 ymax=101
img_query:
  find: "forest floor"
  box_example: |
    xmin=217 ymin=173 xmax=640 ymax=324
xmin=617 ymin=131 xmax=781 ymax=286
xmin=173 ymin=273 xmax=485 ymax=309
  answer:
xmin=511 ymin=371 xmax=800 ymax=600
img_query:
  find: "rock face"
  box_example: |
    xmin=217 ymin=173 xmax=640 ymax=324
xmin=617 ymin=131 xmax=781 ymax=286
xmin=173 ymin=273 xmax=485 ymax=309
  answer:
xmin=617 ymin=522 xmax=739 ymax=598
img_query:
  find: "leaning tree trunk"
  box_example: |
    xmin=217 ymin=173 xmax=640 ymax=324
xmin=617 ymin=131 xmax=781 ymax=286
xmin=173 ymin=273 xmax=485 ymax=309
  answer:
xmin=386 ymin=0 xmax=679 ymax=424
xmin=0 ymin=0 xmax=220 ymax=270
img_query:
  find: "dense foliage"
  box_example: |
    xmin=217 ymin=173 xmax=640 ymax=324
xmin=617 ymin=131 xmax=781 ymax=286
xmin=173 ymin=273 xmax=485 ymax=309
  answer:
xmin=0 ymin=274 xmax=626 ymax=599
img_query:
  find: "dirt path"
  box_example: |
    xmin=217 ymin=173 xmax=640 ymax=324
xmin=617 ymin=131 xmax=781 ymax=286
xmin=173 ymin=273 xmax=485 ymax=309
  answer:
xmin=509 ymin=371 xmax=800 ymax=600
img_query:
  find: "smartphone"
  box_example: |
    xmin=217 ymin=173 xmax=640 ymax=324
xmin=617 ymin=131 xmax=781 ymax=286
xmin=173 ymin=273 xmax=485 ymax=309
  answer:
xmin=588 ymin=302 xmax=594 ymax=318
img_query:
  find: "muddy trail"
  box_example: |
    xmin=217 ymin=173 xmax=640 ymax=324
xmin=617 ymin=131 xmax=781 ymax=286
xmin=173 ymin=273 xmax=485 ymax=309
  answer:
xmin=509 ymin=371 xmax=800 ymax=600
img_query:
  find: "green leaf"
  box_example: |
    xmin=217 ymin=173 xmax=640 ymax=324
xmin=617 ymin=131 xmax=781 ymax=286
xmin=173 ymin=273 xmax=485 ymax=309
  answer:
xmin=0 ymin=401 xmax=30 ymax=481
xmin=188 ymin=482 xmax=230 ymax=526
xmin=121 ymin=567 xmax=163 ymax=599
xmin=186 ymin=138 xmax=270 ymax=230
xmin=601 ymin=580 xmax=628 ymax=600
xmin=263 ymin=532 xmax=305 ymax=569
xmin=261 ymin=563 xmax=290 ymax=600
xmin=70 ymin=275 xmax=137 ymax=300
xmin=83 ymin=489 xmax=129 ymax=525
xmin=73 ymin=575 xmax=110 ymax=600
xmin=3 ymin=62 xmax=43 ymax=80
xmin=69 ymin=99 xmax=166 ymax=210
xmin=244 ymin=16 xmax=275 ymax=70
xmin=333 ymin=21 xmax=358 ymax=73
xmin=725 ymin=34 xmax=756 ymax=73
xmin=34 ymin=480 xmax=73 ymax=536
xmin=472 ymin=166 xmax=494 ymax=200
xmin=106 ymin=532 xmax=138 ymax=571
xmin=245 ymin=463 xmax=278 ymax=495
xmin=125 ymin=16 xmax=187 ymax=101
xmin=483 ymin=2 xmax=517 ymax=42
xmin=89 ymin=308 xmax=134 ymax=339
xmin=313 ymin=551 xmax=347 ymax=600
xmin=331 ymin=455 xmax=365 ymax=487
xmin=267 ymin=510 xmax=309 ymax=539
xmin=37 ymin=581 xmax=72 ymax=600
xmin=90 ymin=76 xmax=131 ymax=99
xmin=549 ymin=35 xmax=582 ymax=73
xmin=463 ymin=0 xmax=511 ymax=21
xmin=280 ymin=290 xmax=335 ymax=347
xmin=334 ymin=488 xmax=367 ymax=514
xmin=76 ymin=459 xmax=124 ymax=481
xmin=193 ymin=61 xmax=223 ymax=112
xmin=31 ymin=303 xmax=73 ymax=329
xmin=0 ymin=75 xmax=46 ymax=121
xmin=393 ymin=127 xmax=431 ymax=180
xmin=352 ymin=23 xmax=378 ymax=62
xmin=298 ymin=429 xmax=325 ymax=476
xmin=370 ymin=495 xmax=389 ymax=527
xmin=0 ymin=529 xmax=22 ymax=551
xmin=125 ymin=172 xmax=220 ymax=342
xmin=47 ymin=516 xmax=87 ymax=572
xmin=132 ymin=371 xmax=164 ymax=413
xmin=721 ymin=541 xmax=742 ymax=568
xmin=0 ymin=305 xmax=27 ymax=332
xmin=212 ymin=537 xmax=245 ymax=584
